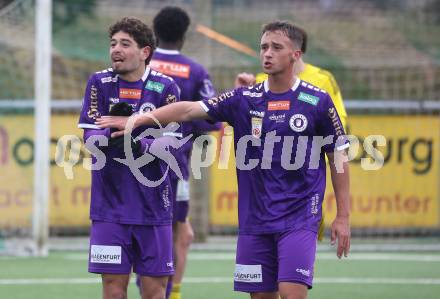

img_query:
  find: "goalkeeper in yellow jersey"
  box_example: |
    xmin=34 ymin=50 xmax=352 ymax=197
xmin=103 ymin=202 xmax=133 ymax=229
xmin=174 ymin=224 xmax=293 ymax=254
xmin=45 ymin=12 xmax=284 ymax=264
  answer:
xmin=251 ymin=25 xmax=347 ymax=241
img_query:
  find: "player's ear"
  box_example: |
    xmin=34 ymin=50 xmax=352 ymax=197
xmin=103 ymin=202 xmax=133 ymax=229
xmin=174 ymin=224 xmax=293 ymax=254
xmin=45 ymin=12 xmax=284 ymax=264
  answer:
xmin=142 ymin=46 xmax=151 ymax=61
xmin=291 ymin=49 xmax=302 ymax=63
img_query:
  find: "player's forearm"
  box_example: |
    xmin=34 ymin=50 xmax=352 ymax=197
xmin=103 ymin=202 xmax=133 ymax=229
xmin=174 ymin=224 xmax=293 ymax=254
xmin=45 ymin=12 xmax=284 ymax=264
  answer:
xmin=329 ymin=160 xmax=350 ymax=218
xmin=135 ymin=101 xmax=205 ymax=128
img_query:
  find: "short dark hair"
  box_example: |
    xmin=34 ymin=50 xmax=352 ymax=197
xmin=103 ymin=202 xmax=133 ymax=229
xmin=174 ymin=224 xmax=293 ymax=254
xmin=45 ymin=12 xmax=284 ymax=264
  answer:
xmin=262 ymin=21 xmax=306 ymax=53
xmin=109 ymin=17 xmax=156 ymax=64
xmin=153 ymin=6 xmax=190 ymax=43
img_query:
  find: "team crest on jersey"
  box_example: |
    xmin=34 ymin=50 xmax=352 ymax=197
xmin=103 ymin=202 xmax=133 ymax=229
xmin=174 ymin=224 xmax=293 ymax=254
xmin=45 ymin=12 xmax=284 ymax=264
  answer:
xmin=166 ymin=94 xmax=177 ymax=104
xmin=139 ymin=102 xmax=156 ymax=114
xmin=251 ymin=117 xmax=263 ymax=138
xmin=289 ymin=114 xmax=308 ymax=132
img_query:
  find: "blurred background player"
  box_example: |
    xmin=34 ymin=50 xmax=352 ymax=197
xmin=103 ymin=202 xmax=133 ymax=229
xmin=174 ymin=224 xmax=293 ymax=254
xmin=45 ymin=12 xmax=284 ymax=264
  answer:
xmin=78 ymin=17 xmax=181 ymax=299
xmin=136 ymin=6 xmax=221 ymax=299
xmin=249 ymin=25 xmax=348 ymax=241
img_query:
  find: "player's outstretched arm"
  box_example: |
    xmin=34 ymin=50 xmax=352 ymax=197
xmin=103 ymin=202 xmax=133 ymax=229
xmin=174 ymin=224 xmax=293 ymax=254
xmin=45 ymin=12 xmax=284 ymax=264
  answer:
xmin=96 ymin=101 xmax=209 ymax=137
xmin=327 ymin=151 xmax=351 ymax=259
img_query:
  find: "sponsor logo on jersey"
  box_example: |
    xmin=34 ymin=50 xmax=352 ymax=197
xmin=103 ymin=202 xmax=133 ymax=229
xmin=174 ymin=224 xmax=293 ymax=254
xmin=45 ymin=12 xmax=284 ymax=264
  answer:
xmin=87 ymin=85 xmax=100 ymax=120
xmin=328 ymin=107 xmax=344 ymax=136
xmin=207 ymin=91 xmax=234 ymax=106
xmin=119 ymin=88 xmax=141 ymax=100
xmin=249 ymin=110 xmax=265 ymax=118
xmin=269 ymin=113 xmax=286 ymax=123
xmin=109 ymin=97 xmax=119 ymax=103
xmin=150 ymin=59 xmax=190 ymax=78
xmin=145 ymin=80 xmax=165 ymax=93
xmin=268 ymin=101 xmax=290 ymax=111
xmin=296 ymin=268 xmax=311 ymax=277
xmin=289 ymin=114 xmax=308 ymax=132
xmin=298 ymin=92 xmax=320 ymax=106
xmin=166 ymin=94 xmax=177 ymax=104
xmin=163 ymin=185 xmax=170 ymax=210
xmin=310 ymin=193 xmax=319 ymax=215
xmin=139 ymin=102 xmax=156 ymax=114
xmin=234 ymin=264 xmax=263 ymax=283
xmin=101 ymin=76 xmax=117 ymax=83
xmin=90 ymin=245 xmax=121 ymax=264
xmin=251 ymin=117 xmax=263 ymax=138
xmin=242 ymin=91 xmax=263 ymax=97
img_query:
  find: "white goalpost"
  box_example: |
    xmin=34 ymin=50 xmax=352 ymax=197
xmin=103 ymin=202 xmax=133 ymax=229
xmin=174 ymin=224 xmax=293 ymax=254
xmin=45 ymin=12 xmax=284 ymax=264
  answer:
xmin=32 ymin=0 xmax=52 ymax=256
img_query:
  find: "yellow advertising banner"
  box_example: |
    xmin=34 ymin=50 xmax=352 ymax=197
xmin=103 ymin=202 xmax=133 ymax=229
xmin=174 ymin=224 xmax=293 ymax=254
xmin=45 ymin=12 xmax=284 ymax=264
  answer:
xmin=1 ymin=114 xmax=438 ymax=229
xmin=209 ymin=115 xmax=440 ymax=228
xmin=0 ymin=114 xmax=91 ymax=228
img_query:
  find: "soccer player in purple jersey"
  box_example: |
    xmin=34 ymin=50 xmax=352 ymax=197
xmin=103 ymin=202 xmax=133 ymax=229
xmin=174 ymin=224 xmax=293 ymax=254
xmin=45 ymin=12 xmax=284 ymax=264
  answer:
xmin=135 ymin=7 xmax=220 ymax=299
xmin=78 ymin=17 xmax=183 ymax=299
xmin=97 ymin=20 xmax=350 ymax=299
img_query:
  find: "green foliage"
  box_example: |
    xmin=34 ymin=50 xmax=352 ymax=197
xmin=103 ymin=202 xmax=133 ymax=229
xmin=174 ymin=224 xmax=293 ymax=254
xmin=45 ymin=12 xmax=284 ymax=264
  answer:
xmin=53 ymin=0 xmax=96 ymax=30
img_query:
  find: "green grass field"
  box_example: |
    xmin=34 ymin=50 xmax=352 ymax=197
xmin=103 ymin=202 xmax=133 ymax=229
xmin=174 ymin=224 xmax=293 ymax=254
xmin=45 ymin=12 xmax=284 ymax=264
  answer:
xmin=1 ymin=249 xmax=440 ymax=299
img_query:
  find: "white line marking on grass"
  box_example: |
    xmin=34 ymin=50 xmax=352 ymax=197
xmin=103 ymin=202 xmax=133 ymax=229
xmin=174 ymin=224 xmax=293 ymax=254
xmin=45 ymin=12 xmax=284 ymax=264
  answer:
xmin=314 ymin=278 xmax=440 ymax=285
xmin=62 ymin=252 xmax=440 ymax=262
xmin=1 ymin=277 xmax=440 ymax=285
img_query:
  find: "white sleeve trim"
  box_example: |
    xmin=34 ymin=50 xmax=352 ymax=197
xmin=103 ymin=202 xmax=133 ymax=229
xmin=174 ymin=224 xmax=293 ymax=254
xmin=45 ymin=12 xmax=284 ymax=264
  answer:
xmin=198 ymin=101 xmax=209 ymax=112
xmin=163 ymin=132 xmax=183 ymax=138
xmin=78 ymin=123 xmax=101 ymax=129
xmin=336 ymin=142 xmax=350 ymax=151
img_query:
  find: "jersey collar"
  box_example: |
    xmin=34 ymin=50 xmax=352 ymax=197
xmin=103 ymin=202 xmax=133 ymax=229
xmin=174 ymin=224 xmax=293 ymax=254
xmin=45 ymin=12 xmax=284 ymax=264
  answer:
xmin=263 ymin=77 xmax=301 ymax=93
xmin=155 ymin=48 xmax=180 ymax=55
xmin=142 ymin=66 xmax=151 ymax=82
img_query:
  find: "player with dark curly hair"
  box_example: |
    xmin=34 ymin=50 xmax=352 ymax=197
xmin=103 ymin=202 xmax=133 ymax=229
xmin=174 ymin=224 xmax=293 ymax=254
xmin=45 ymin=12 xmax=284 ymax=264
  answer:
xmin=79 ymin=17 xmax=182 ymax=299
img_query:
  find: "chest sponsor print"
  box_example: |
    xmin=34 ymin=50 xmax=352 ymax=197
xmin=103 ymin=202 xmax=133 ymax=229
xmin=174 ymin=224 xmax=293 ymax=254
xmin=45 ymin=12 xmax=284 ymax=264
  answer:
xmin=119 ymin=88 xmax=141 ymax=100
xmin=268 ymin=113 xmax=286 ymax=123
xmin=268 ymin=101 xmax=290 ymax=111
xmin=150 ymin=60 xmax=190 ymax=78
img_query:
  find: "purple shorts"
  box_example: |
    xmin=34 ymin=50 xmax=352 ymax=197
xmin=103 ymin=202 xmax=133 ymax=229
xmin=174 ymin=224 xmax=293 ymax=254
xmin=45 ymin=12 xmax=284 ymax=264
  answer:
xmin=171 ymin=178 xmax=190 ymax=223
xmin=234 ymin=229 xmax=317 ymax=293
xmin=88 ymin=221 xmax=174 ymax=276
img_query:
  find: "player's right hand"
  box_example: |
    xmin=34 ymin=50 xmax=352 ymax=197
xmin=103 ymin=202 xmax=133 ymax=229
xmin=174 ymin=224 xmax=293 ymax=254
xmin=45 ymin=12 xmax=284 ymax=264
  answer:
xmin=234 ymin=72 xmax=256 ymax=88
xmin=330 ymin=215 xmax=350 ymax=259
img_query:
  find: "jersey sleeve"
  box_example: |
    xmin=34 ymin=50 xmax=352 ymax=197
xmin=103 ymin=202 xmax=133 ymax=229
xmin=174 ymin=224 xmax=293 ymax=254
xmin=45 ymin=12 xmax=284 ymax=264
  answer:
xmin=320 ymin=70 xmax=347 ymax=130
xmin=199 ymin=89 xmax=241 ymax=126
xmin=317 ymin=93 xmax=349 ymax=153
xmin=78 ymin=74 xmax=108 ymax=130
xmin=197 ymin=68 xmax=216 ymax=101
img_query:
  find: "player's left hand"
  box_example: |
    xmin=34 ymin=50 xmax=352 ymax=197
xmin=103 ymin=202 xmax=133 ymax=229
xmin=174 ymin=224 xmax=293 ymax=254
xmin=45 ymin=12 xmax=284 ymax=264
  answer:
xmin=96 ymin=115 xmax=129 ymax=130
xmin=330 ymin=215 xmax=350 ymax=259
xmin=235 ymin=72 xmax=256 ymax=88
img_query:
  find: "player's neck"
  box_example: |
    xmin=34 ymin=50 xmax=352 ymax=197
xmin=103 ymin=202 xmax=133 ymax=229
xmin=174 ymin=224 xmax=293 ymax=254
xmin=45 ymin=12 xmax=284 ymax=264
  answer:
xmin=268 ymin=69 xmax=297 ymax=93
xmin=157 ymin=40 xmax=182 ymax=51
xmin=293 ymin=58 xmax=305 ymax=76
xmin=119 ymin=65 xmax=146 ymax=82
